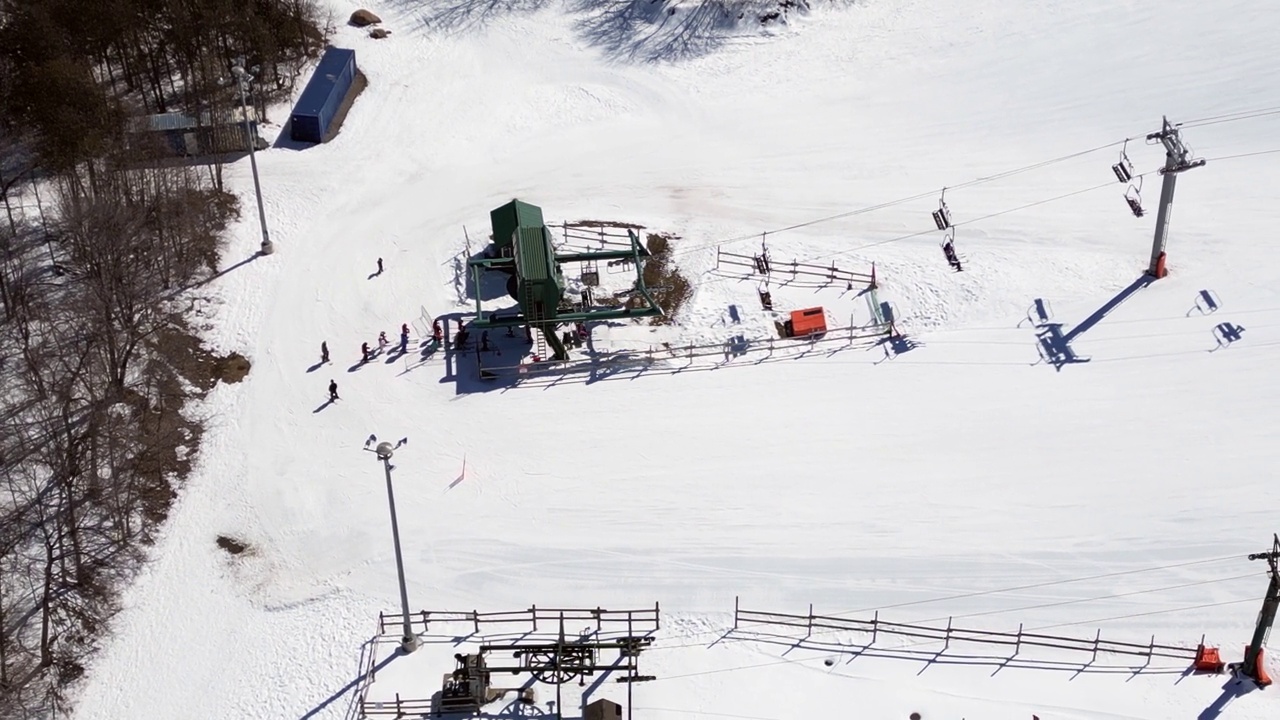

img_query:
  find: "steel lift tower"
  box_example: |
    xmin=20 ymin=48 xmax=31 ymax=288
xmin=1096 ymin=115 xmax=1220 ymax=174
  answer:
xmin=1145 ymin=116 xmax=1205 ymax=278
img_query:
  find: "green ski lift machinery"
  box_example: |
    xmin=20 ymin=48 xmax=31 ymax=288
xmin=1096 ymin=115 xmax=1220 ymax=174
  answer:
xmin=468 ymin=199 xmax=664 ymax=361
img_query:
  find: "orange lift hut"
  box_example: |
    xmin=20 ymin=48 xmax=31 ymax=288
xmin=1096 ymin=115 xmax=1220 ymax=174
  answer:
xmin=787 ymin=307 xmax=827 ymax=338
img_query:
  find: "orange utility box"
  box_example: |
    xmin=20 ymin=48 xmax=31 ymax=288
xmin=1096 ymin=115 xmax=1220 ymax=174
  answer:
xmin=789 ymin=307 xmax=827 ymax=337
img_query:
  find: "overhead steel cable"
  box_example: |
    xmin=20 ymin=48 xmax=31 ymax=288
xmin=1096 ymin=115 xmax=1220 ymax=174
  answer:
xmin=671 ymin=137 xmax=1136 ymax=258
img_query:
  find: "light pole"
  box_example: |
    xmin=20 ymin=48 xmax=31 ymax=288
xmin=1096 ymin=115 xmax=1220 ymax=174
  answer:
xmin=230 ymin=64 xmax=274 ymax=256
xmin=367 ymin=439 xmax=418 ymax=653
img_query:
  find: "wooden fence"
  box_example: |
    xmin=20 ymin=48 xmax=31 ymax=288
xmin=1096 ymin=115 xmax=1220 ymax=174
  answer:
xmin=475 ymin=321 xmax=893 ymax=382
xmin=731 ymin=598 xmax=1200 ymax=663
xmin=377 ymin=603 xmax=661 ymax=636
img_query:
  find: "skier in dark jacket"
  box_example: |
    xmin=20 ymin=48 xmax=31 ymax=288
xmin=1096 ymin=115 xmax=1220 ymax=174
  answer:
xmin=328 ymin=379 xmax=339 ymax=401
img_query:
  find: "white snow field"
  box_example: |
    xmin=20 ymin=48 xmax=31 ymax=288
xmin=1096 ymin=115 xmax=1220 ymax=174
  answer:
xmin=72 ymin=0 xmax=1280 ymax=719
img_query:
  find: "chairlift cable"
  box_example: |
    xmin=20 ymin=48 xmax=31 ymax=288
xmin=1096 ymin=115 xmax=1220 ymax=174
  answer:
xmin=1202 ymin=148 xmax=1280 ymax=162
xmin=1179 ymin=104 xmax=1280 ymax=125
xmin=1030 ymin=597 xmax=1257 ymax=632
xmin=954 ymin=178 xmax=1132 ymax=227
xmin=824 ymin=552 xmax=1242 ymax=619
xmin=672 ymin=137 xmax=1137 ymax=258
xmin=1172 ymin=105 xmax=1280 ymax=126
xmin=907 ymin=572 xmax=1259 ymax=626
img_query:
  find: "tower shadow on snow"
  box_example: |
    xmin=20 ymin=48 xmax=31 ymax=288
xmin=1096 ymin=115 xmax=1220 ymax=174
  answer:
xmin=1197 ymin=674 xmax=1256 ymax=719
xmin=1029 ymin=275 xmax=1155 ymax=371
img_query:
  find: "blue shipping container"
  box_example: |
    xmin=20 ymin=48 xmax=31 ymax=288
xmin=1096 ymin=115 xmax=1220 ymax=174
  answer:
xmin=289 ymin=47 xmax=357 ymax=144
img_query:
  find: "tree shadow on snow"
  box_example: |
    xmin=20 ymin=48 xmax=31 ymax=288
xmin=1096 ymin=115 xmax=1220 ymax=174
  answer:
xmin=395 ymin=0 xmax=552 ymax=31
xmin=394 ymin=0 xmax=814 ymax=62
xmin=570 ymin=0 xmax=747 ymax=63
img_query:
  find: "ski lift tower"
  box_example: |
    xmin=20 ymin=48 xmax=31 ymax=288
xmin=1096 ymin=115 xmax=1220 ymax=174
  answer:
xmin=1145 ymin=116 xmax=1205 ymax=279
xmin=467 ymin=199 xmax=665 ymax=361
xmin=1236 ymin=534 xmax=1280 ymax=687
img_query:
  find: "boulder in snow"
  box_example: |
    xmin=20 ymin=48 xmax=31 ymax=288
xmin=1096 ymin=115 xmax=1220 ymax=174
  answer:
xmin=349 ymin=9 xmax=381 ymax=27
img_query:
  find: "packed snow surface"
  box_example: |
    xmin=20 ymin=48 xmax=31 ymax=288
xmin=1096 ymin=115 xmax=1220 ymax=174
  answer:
xmin=73 ymin=0 xmax=1280 ymax=718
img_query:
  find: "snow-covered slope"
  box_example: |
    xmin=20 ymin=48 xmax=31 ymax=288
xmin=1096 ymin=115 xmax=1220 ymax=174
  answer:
xmin=73 ymin=1 xmax=1280 ymax=718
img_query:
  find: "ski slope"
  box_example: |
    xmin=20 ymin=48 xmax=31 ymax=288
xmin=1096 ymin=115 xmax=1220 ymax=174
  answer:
xmin=73 ymin=1 xmax=1280 ymax=718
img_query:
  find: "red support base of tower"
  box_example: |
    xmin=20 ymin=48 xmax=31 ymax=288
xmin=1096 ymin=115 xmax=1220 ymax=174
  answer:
xmin=1247 ymin=647 xmax=1273 ymax=687
xmin=1149 ymin=252 xmax=1169 ymax=279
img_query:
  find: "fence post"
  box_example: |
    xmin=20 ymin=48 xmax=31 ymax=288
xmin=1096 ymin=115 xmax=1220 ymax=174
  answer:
xmin=420 ymin=610 xmax=429 ymax=632
xmin=1148 ymin=635 xmax=1156 ymax=659
xmin=807 ymin=603 xmax=814 ymax=639
xmin=473 ymin=609 xmax=480 ymax=635
xmin=597 ymin=606 xmax=603 ymax=633
xmin=531 ymin=604 xmax=538 ymax=632
xmin=1015 ymin=623 xmax=1023 ymax=656
xmin=655 ymin=601 xmax=661 ymax=630
xmin=733 ymin=596 xmax=739 ymax=630
xmin=871 ymin=610 xmax=879 ymax=646
xmin=944 ymin=616 xmax=952 ymax=652
xmin=1090 ymin=628 xmax=1101 ymax=665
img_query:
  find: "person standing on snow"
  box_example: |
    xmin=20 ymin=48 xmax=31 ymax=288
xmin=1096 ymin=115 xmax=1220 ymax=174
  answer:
xmin=328 ymin=379 xmax=339 ymax=401
xmin=378 ymin=331 xmax=388 ymax=351
xmin=321 ymin=341 xmax=330 ymax=364
xmin=361 ymin=342 xmax=371 ymax=363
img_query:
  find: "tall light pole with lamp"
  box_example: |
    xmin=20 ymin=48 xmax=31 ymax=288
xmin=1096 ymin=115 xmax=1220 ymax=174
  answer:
xmin=364 ymin=436 xmax=419 ymax=654
xmin=230 ymin=63 xmax=274 ymax=256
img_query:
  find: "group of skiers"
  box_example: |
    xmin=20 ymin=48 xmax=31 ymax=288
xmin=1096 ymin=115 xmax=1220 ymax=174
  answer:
xmin=317 ymin=271 xmax=597 ymax=403
xmin=321 ymin=317 xmax=447 ymax=404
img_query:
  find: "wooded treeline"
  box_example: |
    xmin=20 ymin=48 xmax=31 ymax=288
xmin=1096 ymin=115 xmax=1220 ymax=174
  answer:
xmin=0 ymin=0 xmax=325 ymax=715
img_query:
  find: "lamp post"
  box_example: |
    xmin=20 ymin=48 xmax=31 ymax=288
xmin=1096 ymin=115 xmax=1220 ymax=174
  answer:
xmin=230 ymin=64 xmax=274 ymax=256
xmin=369 ymin=440 xmax=418 ymax=653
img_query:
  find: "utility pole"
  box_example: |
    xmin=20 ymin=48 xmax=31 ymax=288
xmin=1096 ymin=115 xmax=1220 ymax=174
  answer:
xmin=1238 ymin=534 xmax=1279 ymax=686
xmin=1145 ymin=116 xmax=1205 ymax=278
xmin=231 ymin=64 xmax=274 ymax=256
xmin=365 ymin=437 xmax=418 ymax=654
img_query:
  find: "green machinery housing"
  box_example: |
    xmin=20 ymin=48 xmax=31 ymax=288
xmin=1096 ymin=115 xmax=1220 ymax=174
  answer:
xmin=468 ymin=199 xmax=664 ymax=360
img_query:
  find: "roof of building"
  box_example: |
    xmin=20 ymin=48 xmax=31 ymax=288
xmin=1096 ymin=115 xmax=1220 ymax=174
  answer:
xmin=126 ymin=106 xmax=258 ymax=134
xmin=293 ymin=47 xmax=357 ymax=116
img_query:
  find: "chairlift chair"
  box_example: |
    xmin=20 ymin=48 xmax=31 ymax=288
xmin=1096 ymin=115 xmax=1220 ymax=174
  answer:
xmin=1124 ymin=184 xmax=1145 ymax=218
xmin=758 ymin=281 xmax=774 ymax=311
xmin=941 ymin=232 xmax=963 ymax=272
xmin=931 ymin=188 xmax=953 ymax=230
xmin=1112 ymin=142 xmax=1136 ymax=183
